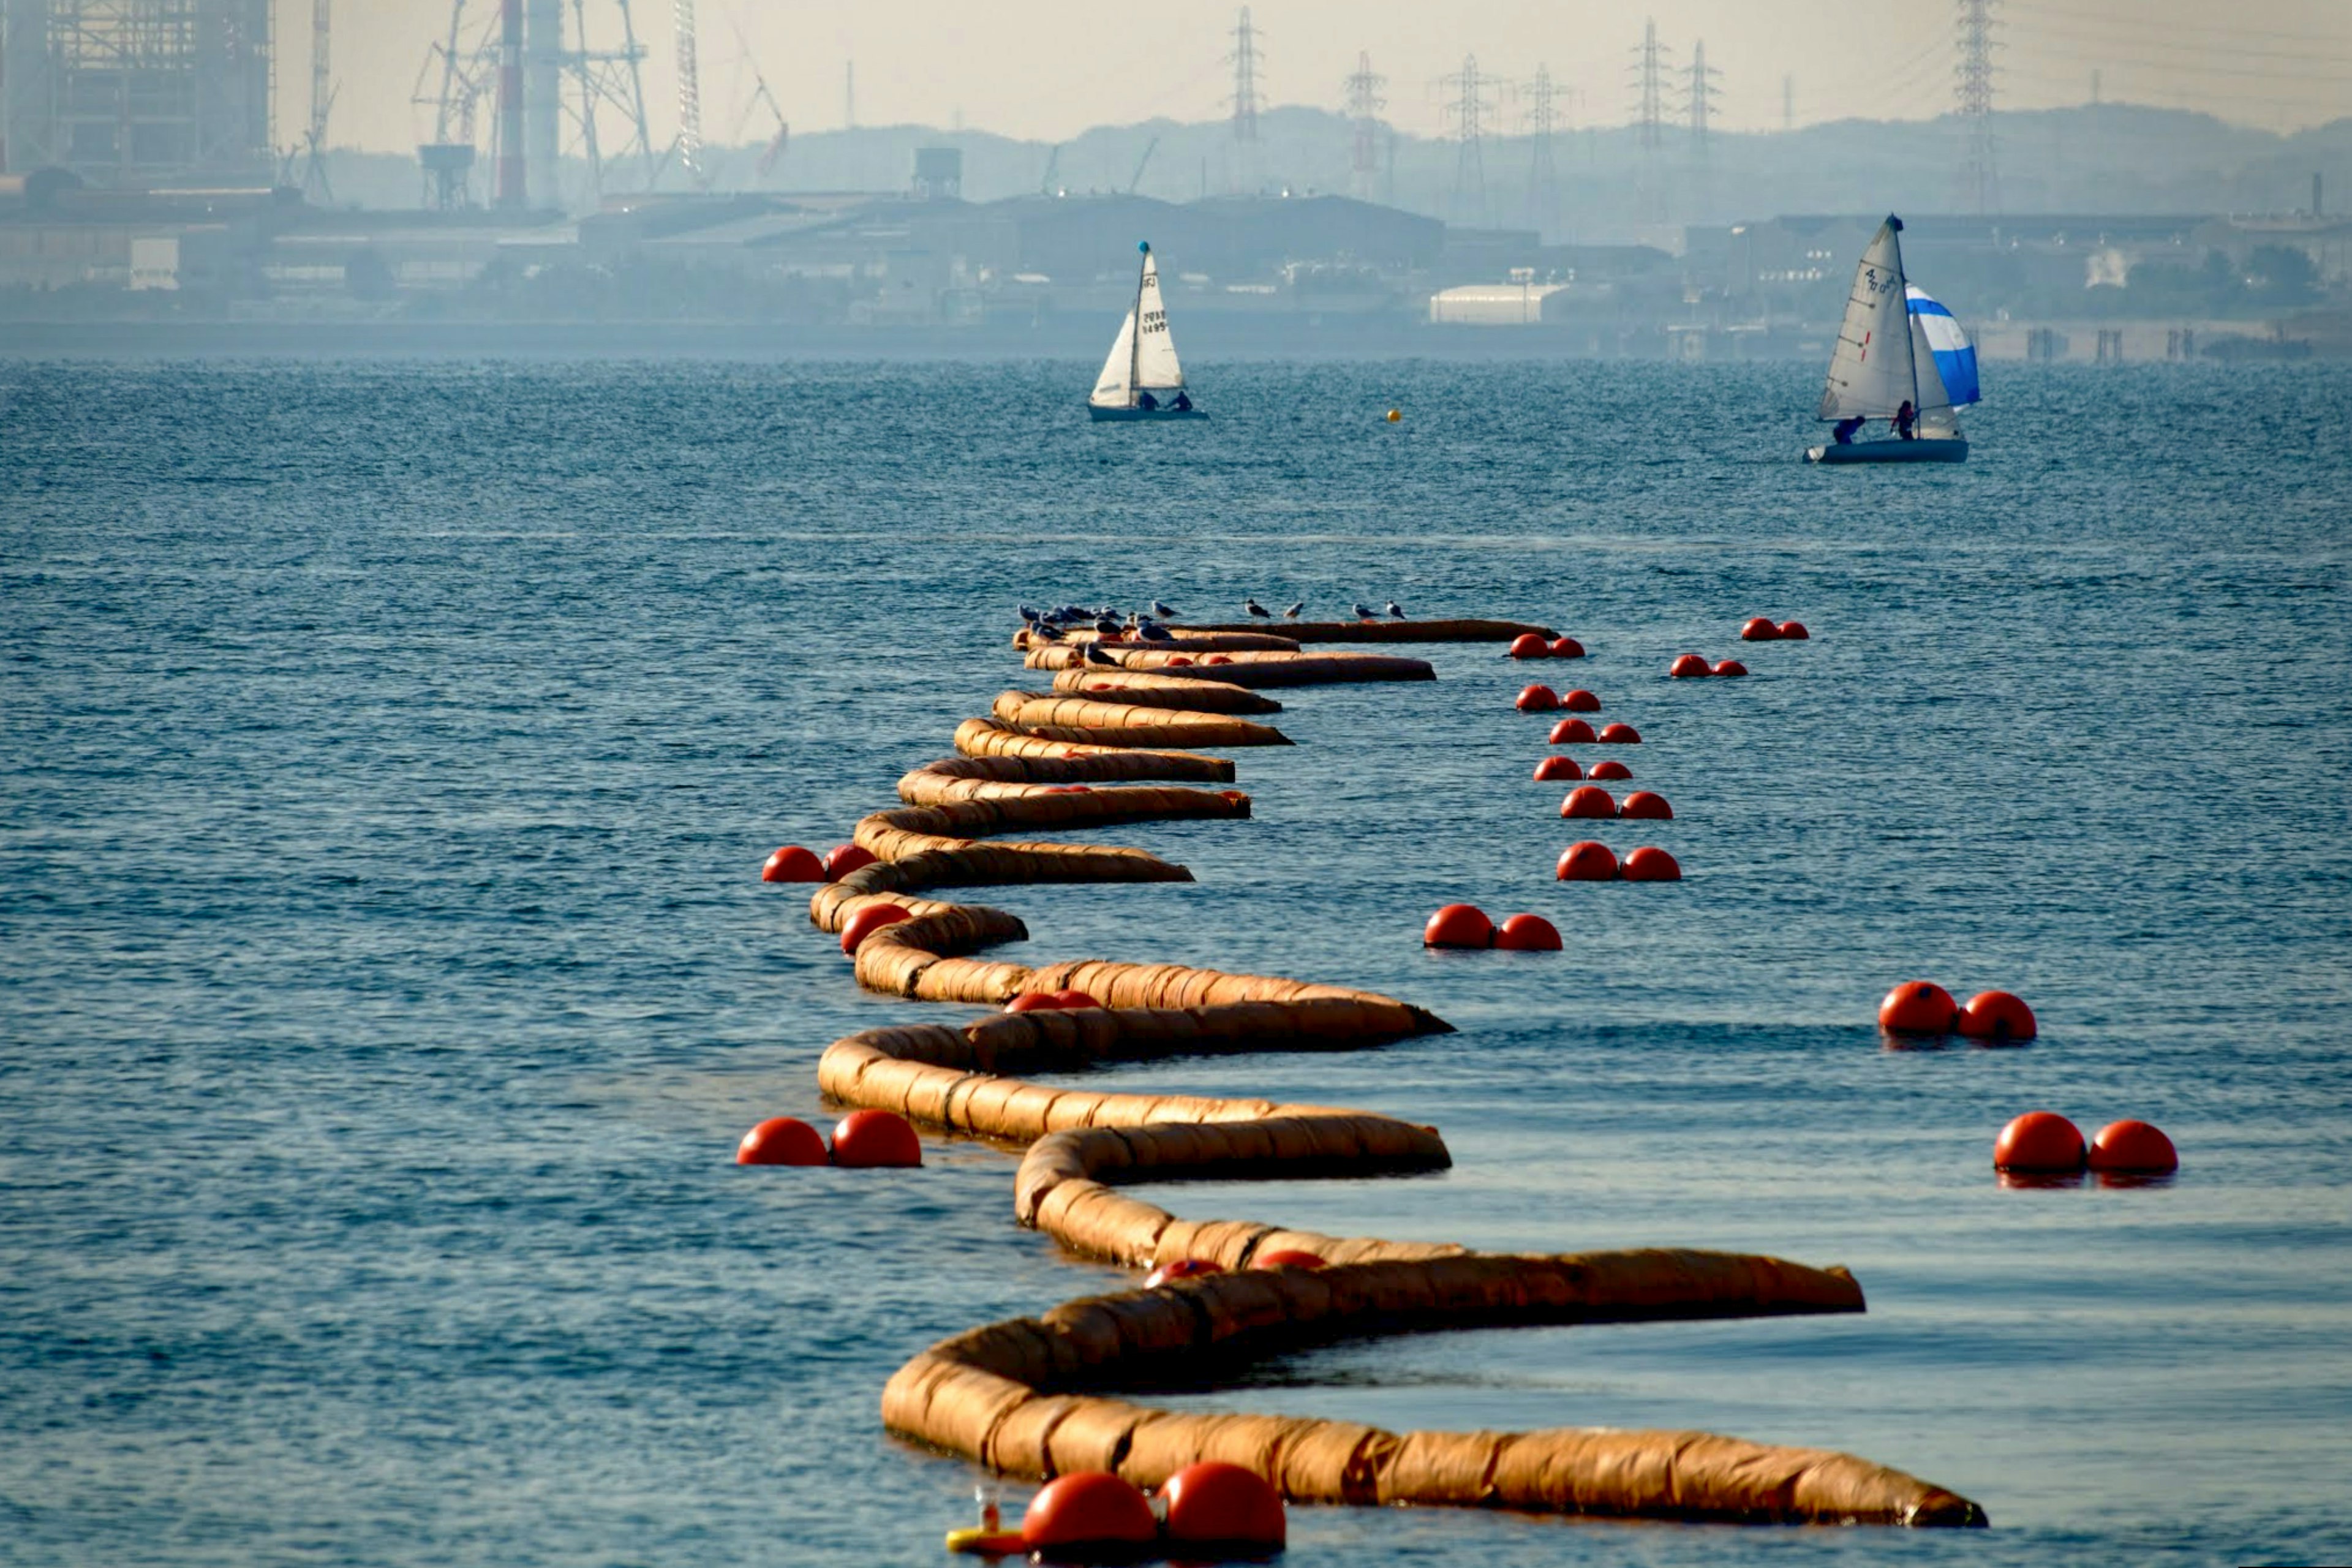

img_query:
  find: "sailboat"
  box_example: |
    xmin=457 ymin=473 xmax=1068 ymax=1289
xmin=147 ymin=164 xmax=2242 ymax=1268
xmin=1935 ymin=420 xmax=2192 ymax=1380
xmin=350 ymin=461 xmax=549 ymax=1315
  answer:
xmin=1088 ymin=242 xmax=1204 ymax=421
xmin=1807 ymin=215 xmax=1980 ymax=464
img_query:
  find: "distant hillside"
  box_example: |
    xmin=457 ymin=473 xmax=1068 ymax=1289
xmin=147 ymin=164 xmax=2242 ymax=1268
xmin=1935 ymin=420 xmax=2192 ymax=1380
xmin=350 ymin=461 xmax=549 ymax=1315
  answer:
xmin=317 ymin=105 xmax=2352 ymax=242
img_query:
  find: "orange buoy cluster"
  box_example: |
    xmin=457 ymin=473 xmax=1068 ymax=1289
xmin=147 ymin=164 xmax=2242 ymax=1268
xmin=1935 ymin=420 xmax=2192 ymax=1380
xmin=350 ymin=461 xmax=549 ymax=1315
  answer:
xmin=1739 ymin=617 xmax=1811 ymax=642
xmin=1555 ymin=842 xmax=1682 ymax=881
xmin=1508 ymin=632 xmax=1586 ymax=659
xmin=1561 ymin=786 xmax=1672 ymax=820
xmin=737 ymin=1108 xmax=924 ymax=1168
xmin=1003 ymin=1464 xmax=1286 ymax=1558
xmin=1994 ymin=1112 xmax=2177 ymax=1176
xmin=1670 ymin=652 xmax=1748 ymax=677
xmin=1877 ymin=982 xmax=2039 ymax=1041
xmin=1423 ymin=903 xmax=1562 ymax=951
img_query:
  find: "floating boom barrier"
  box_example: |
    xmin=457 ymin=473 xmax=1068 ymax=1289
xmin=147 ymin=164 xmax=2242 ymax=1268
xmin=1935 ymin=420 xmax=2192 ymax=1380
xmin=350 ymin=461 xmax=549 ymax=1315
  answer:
xmin=1174 ymin=617 xmax=1558 ymax=643
xmin=790 ymin=620 xmax=1987 ymax=1531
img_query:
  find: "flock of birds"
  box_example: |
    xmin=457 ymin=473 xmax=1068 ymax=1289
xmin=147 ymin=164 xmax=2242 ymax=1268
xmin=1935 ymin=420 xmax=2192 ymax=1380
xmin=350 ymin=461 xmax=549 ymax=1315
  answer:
xmin=1017 ymin=597 xmax=1409 ymax=649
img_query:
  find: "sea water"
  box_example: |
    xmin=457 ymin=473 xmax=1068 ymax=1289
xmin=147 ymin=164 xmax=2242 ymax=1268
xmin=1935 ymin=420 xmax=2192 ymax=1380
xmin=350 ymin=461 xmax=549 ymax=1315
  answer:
xmin=3 ymin=356 xmax=2349 ymax=1567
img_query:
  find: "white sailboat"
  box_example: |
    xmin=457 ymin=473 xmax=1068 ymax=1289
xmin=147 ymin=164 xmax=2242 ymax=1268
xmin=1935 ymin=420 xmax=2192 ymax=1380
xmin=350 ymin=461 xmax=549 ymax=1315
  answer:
xmin=1088 ymin=242 xmax=1204 ymax=421
xmin=1807 ymin=214 xmax=1979 ymax=464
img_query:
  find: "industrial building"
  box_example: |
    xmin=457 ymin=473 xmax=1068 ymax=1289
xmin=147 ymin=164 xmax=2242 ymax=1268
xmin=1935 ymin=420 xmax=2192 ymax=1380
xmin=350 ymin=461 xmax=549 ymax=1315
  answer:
xmin=2 ymin=0 xmax=273 ymax=186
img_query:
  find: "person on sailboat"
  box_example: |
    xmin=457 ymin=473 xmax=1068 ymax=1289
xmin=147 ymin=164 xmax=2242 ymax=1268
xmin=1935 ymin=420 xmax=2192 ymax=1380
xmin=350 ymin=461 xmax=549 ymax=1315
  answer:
xmin=1893 ymin=400 xmax=1917 ymax=440
xmin=1136 ymin=390 xmax=1159 ymax=412
xmin=1833 ymin=415 xmax=1866 ymax=445
xmin=1170 ymin=390 xmax=1193 ymax=412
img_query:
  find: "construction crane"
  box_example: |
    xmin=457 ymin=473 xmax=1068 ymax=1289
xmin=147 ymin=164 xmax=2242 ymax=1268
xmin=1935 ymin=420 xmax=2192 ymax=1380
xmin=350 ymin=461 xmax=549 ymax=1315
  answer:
xmin=1125 ymin=135 xmax=1158 ymax=195
xmin=299 ymin=0 xmax=336 ymax=201
xmin=1039 ymin=143 xmax=1062 ymax=197
xmin=729 ymin=19 xmax=790 ymax=182
xmin=674 ymin=0 xmax=706 ymax=187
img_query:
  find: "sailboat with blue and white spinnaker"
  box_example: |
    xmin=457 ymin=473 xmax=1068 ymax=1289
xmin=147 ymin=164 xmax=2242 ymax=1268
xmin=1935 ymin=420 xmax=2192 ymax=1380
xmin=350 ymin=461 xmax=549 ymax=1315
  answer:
xmin=1807 ymin=214 xmax=1981 ymax=463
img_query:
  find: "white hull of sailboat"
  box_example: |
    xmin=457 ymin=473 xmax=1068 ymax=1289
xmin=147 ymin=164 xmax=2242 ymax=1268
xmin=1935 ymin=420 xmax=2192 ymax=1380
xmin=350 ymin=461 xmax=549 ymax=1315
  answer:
xmin=1807 ymin=435 xmax=1968 ymax=464
xmin=1088 ymin=404 xmax=1208 ymax=422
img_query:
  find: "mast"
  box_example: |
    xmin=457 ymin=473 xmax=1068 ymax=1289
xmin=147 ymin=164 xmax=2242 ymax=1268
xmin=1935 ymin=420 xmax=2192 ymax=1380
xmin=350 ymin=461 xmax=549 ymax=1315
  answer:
xmin=1129 ymin=242 xmax=1148 ymax=407
xmin=1889 ymin=216 xmax=1921 ymax=418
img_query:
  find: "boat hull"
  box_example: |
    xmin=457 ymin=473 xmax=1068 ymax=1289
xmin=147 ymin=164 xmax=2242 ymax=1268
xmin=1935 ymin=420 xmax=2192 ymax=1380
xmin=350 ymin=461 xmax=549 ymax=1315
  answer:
xmin=1088 ymin=404 xmax=1208 ymax=422
xmin=1807 ymin=436 xmax=1967 ymax=464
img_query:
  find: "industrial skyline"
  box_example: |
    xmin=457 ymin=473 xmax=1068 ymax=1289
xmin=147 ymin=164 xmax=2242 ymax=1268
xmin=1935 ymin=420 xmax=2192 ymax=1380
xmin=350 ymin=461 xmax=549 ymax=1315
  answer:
xmin=285 ymin=0 xmax=2348 ymax=171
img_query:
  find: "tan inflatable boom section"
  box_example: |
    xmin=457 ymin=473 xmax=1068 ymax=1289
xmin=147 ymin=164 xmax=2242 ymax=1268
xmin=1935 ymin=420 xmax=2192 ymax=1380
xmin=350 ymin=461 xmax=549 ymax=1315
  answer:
xmin=797 ymin=636 xmax=1987 ymax=1531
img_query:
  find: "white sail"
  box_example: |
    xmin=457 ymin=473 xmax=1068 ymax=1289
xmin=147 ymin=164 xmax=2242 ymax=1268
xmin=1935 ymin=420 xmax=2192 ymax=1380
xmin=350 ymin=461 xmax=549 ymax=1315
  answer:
xmin=1089 ymin=310 xmax=1136 ymax=408
xmin=1817 ymin=216 xmax=1919 ymax=421
xmin=1132 ymin=252 xmax=1184 ymax=390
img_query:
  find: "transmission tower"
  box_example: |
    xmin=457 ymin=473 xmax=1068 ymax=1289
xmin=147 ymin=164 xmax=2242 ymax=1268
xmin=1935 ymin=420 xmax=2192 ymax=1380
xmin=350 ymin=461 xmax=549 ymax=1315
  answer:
xmin=1230 ymin=9 xmax=1263 ymax=142
xmin=1630 ymin=18 xmax=1669 ymax=150
xmin=300 ymin=0 xmax=335 ymax=202
xmin=1955 ymin=0 xmax=2000 ymax=213
xmin=1436 ymin=55 xmax=1497 ymax=228
xmin=1686 ymin=39 xmax=1721 ymax=156
xmin=674 ymin=0 xmax=704 ymax=187
xmin=1522 ymin=64 xmax=1559 ymax=236
xmin=1343 ymin=51 xmax=1385 ymax=201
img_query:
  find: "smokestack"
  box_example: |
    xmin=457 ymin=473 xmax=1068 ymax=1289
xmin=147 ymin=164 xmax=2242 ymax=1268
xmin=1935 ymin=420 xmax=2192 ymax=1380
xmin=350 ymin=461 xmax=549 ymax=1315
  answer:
xmin=496 ymin=0 xmax=526 ymax=209
xmin=526 ymin=0 xmax=559 ymax=211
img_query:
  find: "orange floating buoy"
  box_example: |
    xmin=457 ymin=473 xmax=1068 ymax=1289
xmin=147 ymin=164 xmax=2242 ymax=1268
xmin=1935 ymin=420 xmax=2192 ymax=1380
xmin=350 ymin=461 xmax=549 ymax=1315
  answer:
xmin=1669 ymin=653 xmax=1711 ymax=679
xmin=1711 ymin=658 xmax=1749 ymax=677
xmin=1052 ymin=989 xmax=1101 ymax=1010
xmin=1878 ymin=980 xmax=1959 ymax=1035
xmin=1144 ymin=1258 xmax=1224 ymax=1289
xmin=1532 ymin=754 xmax=1583 ymax=782
xmin=736 ymin=1116 xmax=829 ymax=1166
xmin=1423 ymin=903 xmax=1494 ymax=949
xmin=1549 ymin=636 xmax=1586 ymax=658
xmin=831 ymin=1107 xmax=923 ymax=1168
xmin=839 ymin=902 xmax=911 ymax=956
xmin=1957 ymin=990 xmax=2038 ymax=1041
xmin=1254 ymin=1249 xmax=1326 ymax=1270
xmin=2087 ymin=1119 xmax=2177 ymax=1174
xmin=1162 ymin=1461 xmax=1287 ymax=1550
xmin=1202 ymin=654 xmax=1232 ymax=665
xmin=1619 ymin=790 xmax=1673 ymax=820
xmin=1588 ymin=758 xmax=1632 ymax=781
xmin=822 ymin=842 xmax=877 ymax=880
xmin=1019 ymin=1472 xmax=1159 ymax=1554
xmin=761 ymin=845 xmax=824 ymax=883
xmin=1561 ymin=785 xmax=1617 ymax=820
xmin=1493 ymin=913 xmax=1563 ymax=951
xmin=1509 ymin=632 xmax=1550 ymax=660
xmin=1741 ymin=617 xmax=1781 ymax=642
xmin=1777 ymin=620 xmax=1811 ymax=639
xmin=1005 ymin=992 xmax=1060 ymax=1013
xmin=1994 ymin=1110 xmax=2086 ymax=1172
xmin=1597 ymin=722 xmax=1642 ymax=744
xmin=1548 ymin=717 xmax=1597 ymax=744
xmin=1516 ymin=684 xmax=1561 ymax=712
xmin=1556 ymin=840 xmax=1619 ymax=881
xmin=1621 ymin=845 xmax=1681 ymax=881
xmin=1561 ymin=688 xmax=1601 ymax=713
xmin=1166 ymin=655 xmax=1195 ymax=667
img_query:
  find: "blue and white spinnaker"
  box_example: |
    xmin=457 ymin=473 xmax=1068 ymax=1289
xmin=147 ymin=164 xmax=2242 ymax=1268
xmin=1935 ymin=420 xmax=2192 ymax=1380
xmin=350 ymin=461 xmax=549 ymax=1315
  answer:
xmin=1906 ymin=285 xmax=1980 ymax=407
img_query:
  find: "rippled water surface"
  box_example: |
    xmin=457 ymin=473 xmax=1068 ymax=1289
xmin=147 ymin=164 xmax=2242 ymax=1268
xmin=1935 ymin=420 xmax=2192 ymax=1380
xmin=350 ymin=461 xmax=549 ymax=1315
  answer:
xmin=4 ymin=356 xmax=2350 ymax=1567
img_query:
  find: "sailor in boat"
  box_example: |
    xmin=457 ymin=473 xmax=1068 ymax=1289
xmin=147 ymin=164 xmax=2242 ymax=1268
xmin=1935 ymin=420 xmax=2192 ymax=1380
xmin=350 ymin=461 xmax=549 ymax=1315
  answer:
xmin=1171 ymin=391 xmax=1193 ymax=412
xmin=1136 ymin=390 xmax=1159 ymax=412
xmin=1893 ymin=400 xmax=1917 ymax=440
xmin=1832 ymin=416 xmax=1866 ymax=445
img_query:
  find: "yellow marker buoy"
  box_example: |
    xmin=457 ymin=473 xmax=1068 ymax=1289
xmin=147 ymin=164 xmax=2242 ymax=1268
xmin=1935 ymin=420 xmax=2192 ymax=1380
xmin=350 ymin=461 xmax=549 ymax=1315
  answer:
xmin=1385 ymin=408 xmax=1401 ymax=422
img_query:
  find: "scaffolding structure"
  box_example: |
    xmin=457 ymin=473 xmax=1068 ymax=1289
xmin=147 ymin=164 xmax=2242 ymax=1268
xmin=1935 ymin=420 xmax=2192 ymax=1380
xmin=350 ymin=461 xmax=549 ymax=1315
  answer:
xmin=2 ymin=0 xmax=273 ymax=184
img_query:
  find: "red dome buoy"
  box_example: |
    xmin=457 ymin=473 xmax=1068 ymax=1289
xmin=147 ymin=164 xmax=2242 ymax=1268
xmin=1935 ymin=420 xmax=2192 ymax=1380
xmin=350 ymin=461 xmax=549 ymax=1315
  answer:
xmin=1548 ymin=717 xmax=1597 ymax=744
xmin=1166 ymin=655 xmax=1194 ymax=667
xmin=1596 ymin=722 xmax=1642 ymax=744
xmin=1621 ymin=845 xmax=1681 ymax=881
xmin=1711 ymin=658 xmax=1748 ymax=677
xmin=1144 ymin=1258 xmax=1224 ymax=1289
xmin=1669 ymin=653 xmax=1711 ymax=679
xmin=1561 ymin=688 xmax=1601 ymax=713
xmin=1879 ymin=980 xmax=1959 ymax=1035
xmin=831 ymin=1107 xmax=922 ymax=1168
xmin=1994 ymin=1110 xmax=2086 ymax=1172
xmin=1516 ymin=684 xmax=1560 ymax=712
xmin=1619 ymin=790 xmax=1673 ymax=820
xmin=1052 ymin=989 xmax=1101 ymax=1011
xmin=1020 ymin=1472 xmax=1159 ymax=1554
xmin=1532 ymin=754 xmax=1582 ymax=782
xmin=761 ymin=845 xmax=824 ymax=883
xmin=1556 ymin=841 xmax=1619 ymax=881
xmin=1254 ymin=1249 xmax=1325 ymax=1270
xmin=1588 ymin=758 xmax=1632 ymax=781
xmin=1548 ymin=636 xmax=1585 ymax=659
xmin=1957 ymin=990 xmax=2038 ymax=1041
xmin=1508 ymin=632 xmax=1550 ymax=660
xmin=821 ymin=842 xmax=877 ymax=881
xmin=838 ymin=902 xmax=911 ymax=956
xmin=2087 ymin=1119 xmax=2177 ymax=1174
xmin=1202 ymin=654 xmax=1232 ymax=665
xmin=1740 ymin=617 xmax=1781 ymax=642
xmin=1005 ymin=991 xmax=1060 ymax=1013
xmin=1561 ymin=785 xmax=1617 ymax=820
xmin=1493 ymin=913 xmax=1563 ymax=951
xmin=736 ymin=1117 xmax=829 ymax=1166
xmin=1163 ymin=1461 xmax=1287 ymax=1550
xmin=1423 ymin=903 xmax=1494 ymax=949
xmin=1777 ymin=620 xmax=1810 ymax=639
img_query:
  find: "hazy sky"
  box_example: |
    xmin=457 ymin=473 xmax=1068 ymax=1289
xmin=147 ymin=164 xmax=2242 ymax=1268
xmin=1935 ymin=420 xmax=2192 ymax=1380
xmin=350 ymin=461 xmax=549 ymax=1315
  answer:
xmin=315 ymin=0 xmax=2350 ymax=157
